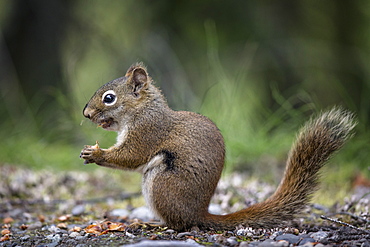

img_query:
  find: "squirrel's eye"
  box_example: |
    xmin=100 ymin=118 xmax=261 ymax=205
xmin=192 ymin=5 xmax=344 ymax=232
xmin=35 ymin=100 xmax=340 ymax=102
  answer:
xmin=102 ymin=90 xmax=117 ymax=106
xmin=104 ymin=94 xmax=115 ymax=103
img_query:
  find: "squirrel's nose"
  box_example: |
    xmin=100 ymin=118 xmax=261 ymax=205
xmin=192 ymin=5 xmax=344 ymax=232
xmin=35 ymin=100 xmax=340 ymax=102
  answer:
xmin=83 ymin=104 xmax=94 ymax=119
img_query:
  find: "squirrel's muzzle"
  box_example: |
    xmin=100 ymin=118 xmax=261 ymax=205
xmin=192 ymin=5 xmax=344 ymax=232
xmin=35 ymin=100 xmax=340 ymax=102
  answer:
xmin=83 ymin=104 xmax=94 ymax=119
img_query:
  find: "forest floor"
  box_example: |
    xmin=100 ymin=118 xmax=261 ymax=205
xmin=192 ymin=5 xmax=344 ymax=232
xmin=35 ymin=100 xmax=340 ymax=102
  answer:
xmin=0 ymin=164 xmax=369 ymax=247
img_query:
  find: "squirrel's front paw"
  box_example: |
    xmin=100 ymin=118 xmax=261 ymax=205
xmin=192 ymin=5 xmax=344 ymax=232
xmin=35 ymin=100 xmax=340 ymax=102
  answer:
xmin=80 ymin=142 xmax=102 ymax=164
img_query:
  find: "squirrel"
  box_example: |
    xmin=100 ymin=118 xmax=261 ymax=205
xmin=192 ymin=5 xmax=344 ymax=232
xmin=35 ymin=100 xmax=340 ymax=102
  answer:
xmin=80 ymin=62 xmax=356 ymax=231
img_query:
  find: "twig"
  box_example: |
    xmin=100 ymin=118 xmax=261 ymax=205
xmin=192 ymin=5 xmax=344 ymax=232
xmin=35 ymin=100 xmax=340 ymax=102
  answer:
xmin=320 ymin=215 xmax=370 ymax=234
xmin=331 ymin=212 xmax=370 ymax=224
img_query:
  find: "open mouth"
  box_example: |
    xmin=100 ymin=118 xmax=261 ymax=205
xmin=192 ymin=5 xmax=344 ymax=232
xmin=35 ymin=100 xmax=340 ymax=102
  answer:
xmin=98 ymin=118 xmax=114 ymax=129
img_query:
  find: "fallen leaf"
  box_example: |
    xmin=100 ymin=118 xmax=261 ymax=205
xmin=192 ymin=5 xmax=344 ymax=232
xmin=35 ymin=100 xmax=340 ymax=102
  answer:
xmin=149 ymin=235 xmax=158 ymax=240
xmin=3 ymin=217 xmax=13 ymax=224
xmin=0 ymin=235 xmax=10 ymax=241
xmin=1 ymin=229 xmax=10 ymax=235
xmin=84 ymin=224 xmax=103 ymax=235
xmin=1 ymin=224 xmax=11 ymax=229
xmin=57 ymin=215 xmax=71 ymax=222
xmin=69 ymin=226 xmax=82 ymax=232
xmin=57 ymin=223 xmax=68 ymax=229
xmin=84 ymin=221 xmax=127 ymax=235
xmin=19 ymin=224 xmax=28 ymax=230
xmin=108 ymin=222 xmax=125 ymax=231
xmin=38 ymin=215 xmax=46 ymax=223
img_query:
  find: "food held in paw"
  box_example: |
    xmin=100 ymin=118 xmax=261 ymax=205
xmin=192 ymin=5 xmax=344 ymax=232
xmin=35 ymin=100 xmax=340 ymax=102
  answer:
xmin=92 ymin=141 xmax=100 ymax=149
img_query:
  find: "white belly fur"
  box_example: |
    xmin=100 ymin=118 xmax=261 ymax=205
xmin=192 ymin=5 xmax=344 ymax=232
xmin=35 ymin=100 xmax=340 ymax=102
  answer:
xmin=141 ymin=154 xmax=164 ymax=222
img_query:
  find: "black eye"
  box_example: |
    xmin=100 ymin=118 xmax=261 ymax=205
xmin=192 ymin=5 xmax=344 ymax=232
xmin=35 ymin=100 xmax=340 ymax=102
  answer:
xmin=101 ymin=90 xmax=117 ymax=105
xmin=103 ymin=94 xmax=115 ymax=103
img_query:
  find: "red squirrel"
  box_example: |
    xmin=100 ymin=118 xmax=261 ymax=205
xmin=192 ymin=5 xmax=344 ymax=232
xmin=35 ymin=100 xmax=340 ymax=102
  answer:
xmin=80 ymin=63 xmax=356 ymax=230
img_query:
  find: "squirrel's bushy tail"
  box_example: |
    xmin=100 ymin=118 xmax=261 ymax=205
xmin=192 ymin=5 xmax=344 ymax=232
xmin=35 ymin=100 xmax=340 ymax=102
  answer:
xmin=204 ymin=108 xmax=356 ymax=230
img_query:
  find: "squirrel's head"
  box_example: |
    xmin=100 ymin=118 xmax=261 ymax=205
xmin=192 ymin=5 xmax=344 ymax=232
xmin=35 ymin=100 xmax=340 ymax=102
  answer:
xmin=83 ymin=63 xmax=161 ymax=132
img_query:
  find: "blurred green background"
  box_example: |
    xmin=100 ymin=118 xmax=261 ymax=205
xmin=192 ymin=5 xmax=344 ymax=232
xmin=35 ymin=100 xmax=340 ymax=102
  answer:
xmin=0 ymin=0 xmax=369 ymax=193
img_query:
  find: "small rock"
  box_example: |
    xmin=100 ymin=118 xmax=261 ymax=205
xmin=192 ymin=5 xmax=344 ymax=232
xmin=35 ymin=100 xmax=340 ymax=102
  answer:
xmin=27 ymin=221 xmax=42 ymax=230
xmin=65 ymin=239 xmax=78 ymax=245
xmin=164 ymin=229 xmax=175 ymax=234
xmin=249 ymin=241 xmax=261 ymax=247
xmin=123 ymin=240 xmax=201 ymax=246
xmin=71 ymin=204 xmax=86 ymax=216
xmin=259 ymin=239 xmax=290 ymax=247
xmin=269 ymin=231 xmax=283 ymax=240
xmin=22 ymin=212 xmax=33 ymax=222
xmin=227 ymin=236 xmax=238 ymax=246
xmin=48 ymin=225 xmax=61 ymax=233
xmin=46 ymin=234 xmax=61 ymax=242
xmin=46 ymin=242 xmax=59 ymax=247
xmin=299 ymin=237 xmax=315 ymax=245
xmin=237 ymin=227 xmax=257 ymax=237
xmin=126 ymin=231 xmax=135 ymax=238
xmin=276 ymin=241 xmax=289 ymax=247
xmin=275 ymin=234 xmax=300 ymax=244
xmin=69 ymin=232 xmax=80 ymax=238
xmin=239 ymin=242 xmax=249 ymax=247
xmin=207 ymin=233 xmax=225 ymax=243
xmin=300 ymin=242 xmax=314 ymax=247
xmin=44 ymin=235 xmax=61 ymax=247
xmin=185 ymin=239 xmax=199 ymax=245
xmin=75 ymin=235 xmax=86 ymax=240
xmin=130 ymin=206 xmax=155 ymax=221
xmin=315 ymin=244 xmax=325 ymax=247
xmin=310 ymin=231 xmax=328 ymax=241
xmin=177 ymin=232 xmax=193 ymax=238
xmin=9 ymin=209 xmax=23 ymax=218
xmin=20 ymin=235 xmax=30 ymax=241
xmin=258 ymin=239 xmax=277 ymax=247
xmin=110 ymin=208 xmax=130 ymax=218
xmin=359 ymin=239 xmax=370 ymax=245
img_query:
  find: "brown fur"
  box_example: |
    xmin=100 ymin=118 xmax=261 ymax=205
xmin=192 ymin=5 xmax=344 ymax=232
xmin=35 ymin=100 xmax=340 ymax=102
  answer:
xmin=80 ymin=63 xmax=356 ymax=231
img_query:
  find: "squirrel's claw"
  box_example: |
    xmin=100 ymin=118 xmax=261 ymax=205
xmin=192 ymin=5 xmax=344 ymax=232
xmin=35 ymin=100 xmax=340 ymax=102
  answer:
xmin=80 ymin=143 xmax=102 ymax=165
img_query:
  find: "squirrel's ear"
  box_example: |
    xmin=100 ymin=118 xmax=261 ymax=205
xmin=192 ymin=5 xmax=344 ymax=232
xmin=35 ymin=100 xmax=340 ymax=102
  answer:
xmin=125 ymin=64 xmax=149 ymax=96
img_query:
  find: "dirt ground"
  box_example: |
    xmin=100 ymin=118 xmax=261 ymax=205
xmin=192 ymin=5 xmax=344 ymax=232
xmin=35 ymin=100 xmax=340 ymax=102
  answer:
xmin=1 ymin=165 xmax=369 ymax=246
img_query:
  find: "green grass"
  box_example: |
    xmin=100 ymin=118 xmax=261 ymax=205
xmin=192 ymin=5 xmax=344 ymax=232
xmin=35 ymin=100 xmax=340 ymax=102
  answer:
xmin=0 ymin=132 xmax=83 ymax=171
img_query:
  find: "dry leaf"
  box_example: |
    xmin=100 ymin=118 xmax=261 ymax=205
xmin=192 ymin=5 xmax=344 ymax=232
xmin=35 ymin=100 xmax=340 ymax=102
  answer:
xmin=1 ymin=229 xmax=10 ymax=235
xmin=84 ymin=224 xmax=103 ymax=235
xmin=0 ymin=235 xmax=10 ymax=241
xmin=57 ymin=215 xmax=70 ymax=222
xmin=2 ymin=224 xmax=11 ymax=229
xmin=57 ymin=223 xmax=68 ymax=229
xmin=3 ymin=217 xmax=13 ymax=224
xmin=38 ymin=215 xmax=46 ymax=223
xmin=84 ymin=221 xmax=126 ymax=235
xmin=100 ymin=221 xmax=126 ymax=235
xmin=69 ymin=226 xmax=82 ymax=232
xmin=19 ymin=224 xmax=28 ymax=230
xmin=149 ymin=235 xmax=158 ymax=240
xmin=107 ymin=222 xmax=125 ymax=231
